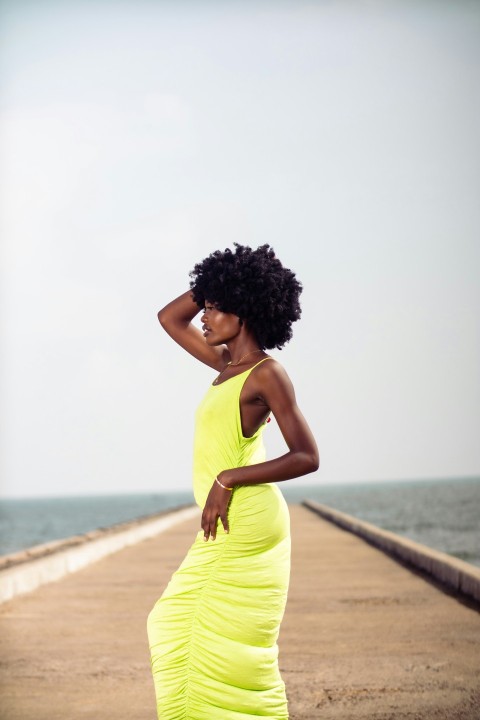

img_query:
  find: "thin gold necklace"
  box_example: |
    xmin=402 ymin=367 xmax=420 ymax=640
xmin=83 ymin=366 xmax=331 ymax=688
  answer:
xmin=228 ymin=349 xmax=263 ymax=366
xmin=213 ymin=349 xmax=263 ymax=385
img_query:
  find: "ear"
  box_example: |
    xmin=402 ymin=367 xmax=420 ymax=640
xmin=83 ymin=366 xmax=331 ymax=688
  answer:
xmin=239 ymin=318 xmax=244 ymax=326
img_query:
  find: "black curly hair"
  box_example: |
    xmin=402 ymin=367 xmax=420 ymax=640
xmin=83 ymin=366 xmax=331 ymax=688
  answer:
xmin=189 ymin=243 xmax=302 ymax=350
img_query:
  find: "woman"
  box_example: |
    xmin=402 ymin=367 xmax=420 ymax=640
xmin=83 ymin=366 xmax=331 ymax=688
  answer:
xmin=147 ymin=244 xmax=319 ymax=719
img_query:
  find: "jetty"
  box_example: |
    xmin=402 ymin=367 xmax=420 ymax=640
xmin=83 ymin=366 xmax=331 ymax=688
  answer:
xmin=1 ymin=504 xmax=479 ymax=719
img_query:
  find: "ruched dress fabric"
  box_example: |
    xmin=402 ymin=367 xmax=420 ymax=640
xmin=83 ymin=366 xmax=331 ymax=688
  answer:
xmin=147 ymin=359 xmax=291 ymax=719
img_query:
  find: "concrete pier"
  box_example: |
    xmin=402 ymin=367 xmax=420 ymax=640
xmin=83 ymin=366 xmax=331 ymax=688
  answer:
xmin=1 ymin=504 xmax=479 ymax=719
xmin=0 ymin=505 xmax=199 ymax=604
xmin=303 ymin=499 xmax=480 ymax=603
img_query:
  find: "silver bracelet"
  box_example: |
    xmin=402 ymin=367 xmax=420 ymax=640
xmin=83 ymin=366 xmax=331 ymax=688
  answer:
xmin=215 ymin=476 xmax=233 ymax=492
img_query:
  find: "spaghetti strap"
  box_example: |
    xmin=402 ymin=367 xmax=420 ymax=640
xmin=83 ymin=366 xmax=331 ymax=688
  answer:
xmin=250 ymin=355 xmax=274 ymax=370
xmin=211 ymin=355 xmax=274 ymax=387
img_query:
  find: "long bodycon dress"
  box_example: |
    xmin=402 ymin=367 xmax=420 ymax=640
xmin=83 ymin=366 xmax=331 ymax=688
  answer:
xmin=147 ymin=358 xmax=291 ymax=719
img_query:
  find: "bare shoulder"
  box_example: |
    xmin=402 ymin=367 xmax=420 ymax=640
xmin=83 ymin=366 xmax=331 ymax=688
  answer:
xmin=254 ymin=356 xmax=290 ymax=379
xmin=251 ymin=357 xmax=296 ymax=399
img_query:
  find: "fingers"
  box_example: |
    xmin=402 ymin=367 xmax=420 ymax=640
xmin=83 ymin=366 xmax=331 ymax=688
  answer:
xmin=202 ymin=517 xmax=215 ymax=541
xmin=201 ymin=509 xmax=215 ymax=541
xmin=201 ymin=510 xmax=229 ymax=541
xmin=201 ymin=510 xmax=210 ymax=541
xmin=202 ymin=480 xmax=232 ymax=541
xmin=220 ymin=509 xmax=229 ymax=535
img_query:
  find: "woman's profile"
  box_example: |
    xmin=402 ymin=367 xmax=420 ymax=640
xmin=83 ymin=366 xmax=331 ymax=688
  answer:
xmin=147 ymin=243 xmax=319 ymax=719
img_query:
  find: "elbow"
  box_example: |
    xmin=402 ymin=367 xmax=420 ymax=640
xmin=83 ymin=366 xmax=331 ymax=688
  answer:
xmin=299 ymin=450 xmax=319 ymax=476
xmin=308 ymin=452 xmax=320 ymax=474
xmin=157 ymin=307 xmax=170 ymax=329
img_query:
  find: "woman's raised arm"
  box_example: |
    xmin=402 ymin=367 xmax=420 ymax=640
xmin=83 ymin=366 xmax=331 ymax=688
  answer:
xmin=158 ymin=291 xmax=228 ymax=370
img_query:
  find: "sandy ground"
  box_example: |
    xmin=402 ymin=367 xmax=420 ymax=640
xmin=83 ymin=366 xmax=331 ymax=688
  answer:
xmin=0 ymin=504 xmax=479 ymax=720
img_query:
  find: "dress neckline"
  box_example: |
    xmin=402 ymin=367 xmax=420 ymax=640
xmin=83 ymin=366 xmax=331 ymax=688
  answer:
xmin=211 ymin=356 xmax=272 ymax=387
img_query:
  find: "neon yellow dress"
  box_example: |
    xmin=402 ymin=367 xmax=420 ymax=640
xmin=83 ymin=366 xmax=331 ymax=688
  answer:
xmin=147 ymin=358 xmax=291 ymax=719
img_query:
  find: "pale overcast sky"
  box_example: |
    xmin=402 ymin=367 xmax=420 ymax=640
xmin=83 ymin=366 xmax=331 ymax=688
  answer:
xmin=1 ymin=0 xmax=479 ymax=498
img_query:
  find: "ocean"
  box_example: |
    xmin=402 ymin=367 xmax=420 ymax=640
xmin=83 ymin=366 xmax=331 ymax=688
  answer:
xmin=1 ymin=477 xmax=479 ymax=567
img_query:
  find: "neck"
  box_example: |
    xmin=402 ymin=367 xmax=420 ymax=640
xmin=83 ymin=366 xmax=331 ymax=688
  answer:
xmin=226 ymin=338 xmax=262 ymax=365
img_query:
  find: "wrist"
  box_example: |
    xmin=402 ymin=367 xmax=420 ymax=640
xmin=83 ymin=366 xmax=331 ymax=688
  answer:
xmin=217 ymin=472 xmax=235 ymax=491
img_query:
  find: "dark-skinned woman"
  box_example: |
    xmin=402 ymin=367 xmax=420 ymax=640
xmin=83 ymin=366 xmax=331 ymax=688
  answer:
xmin=147 ymin=244 xmax=319 ymax=720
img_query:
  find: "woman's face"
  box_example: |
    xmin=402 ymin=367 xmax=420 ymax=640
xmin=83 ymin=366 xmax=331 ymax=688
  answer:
xmin=201 ymin=302 xmax=242 ymax=346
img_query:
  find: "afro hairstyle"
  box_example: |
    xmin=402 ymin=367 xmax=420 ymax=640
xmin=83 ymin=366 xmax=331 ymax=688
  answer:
xmin=189 ymin=243 xmax=302 ymax=350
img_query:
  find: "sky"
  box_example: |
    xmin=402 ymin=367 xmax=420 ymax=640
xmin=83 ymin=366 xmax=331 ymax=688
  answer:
xmin=0 ymin=0 xmax=479 ymax=498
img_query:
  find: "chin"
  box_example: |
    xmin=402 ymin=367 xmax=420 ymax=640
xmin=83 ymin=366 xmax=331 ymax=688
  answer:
xmin=205 ymin=335 xmax=220 ymax=346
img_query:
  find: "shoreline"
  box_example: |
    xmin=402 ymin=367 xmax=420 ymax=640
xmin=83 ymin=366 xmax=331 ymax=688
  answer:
xmin=3 ymin=477 xmax=478 ymax=566
xmin=0 ymin=503 xmax=195 ymax=571
xmin=303 ymin=499 xmax=480 ymax=605
xmin=0 ymin=504 xmax=200 ymax=604
xmin=2 ymin=499 xmax=480 ymax=606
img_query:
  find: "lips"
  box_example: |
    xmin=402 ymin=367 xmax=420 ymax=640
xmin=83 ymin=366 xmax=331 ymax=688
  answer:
xmin=202 ymin=325 xmax=211 ymax=337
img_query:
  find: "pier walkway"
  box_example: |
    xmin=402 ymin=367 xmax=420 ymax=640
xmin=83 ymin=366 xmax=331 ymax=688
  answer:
xmin=1 ymin=504 xmax=479 ymax=719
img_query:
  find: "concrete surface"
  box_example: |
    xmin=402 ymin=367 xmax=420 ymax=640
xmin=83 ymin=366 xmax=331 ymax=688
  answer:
xmin=303 ymin=499 xmax=480 ymax=603
xmin=0 ymin=506 xmax=199 ymax=604
xmin=1 ymin=504 xmax=479 ymax=720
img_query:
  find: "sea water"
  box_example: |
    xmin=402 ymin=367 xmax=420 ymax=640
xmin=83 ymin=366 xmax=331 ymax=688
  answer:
xmin=0 ymin=491 xmax=193 ymax=557
xmin=1 ymin=477 xmax=479 ymax=566
xmin=283 ymin=476 xmax=480 ymax=567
